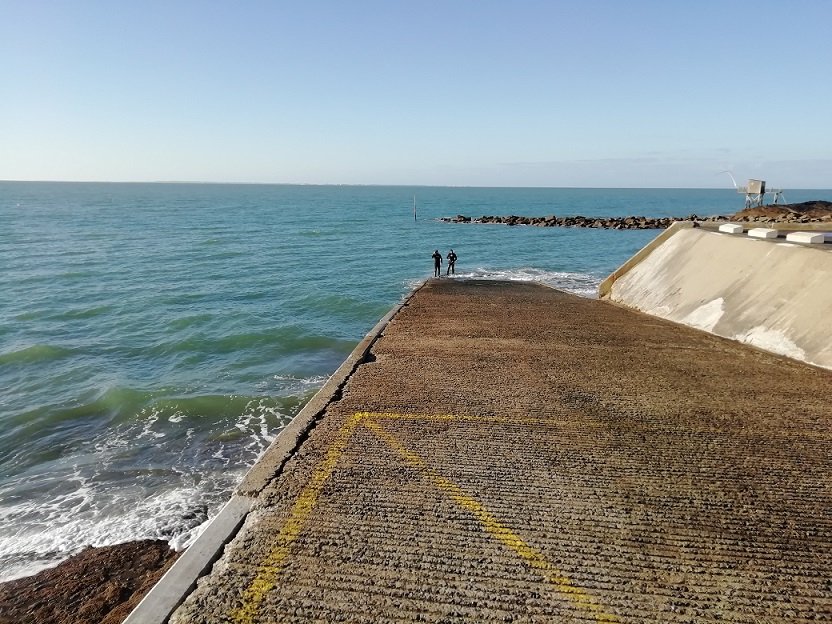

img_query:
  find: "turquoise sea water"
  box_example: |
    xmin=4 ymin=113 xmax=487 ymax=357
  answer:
xmin=1 ymin=182 xmax=830 ymax=581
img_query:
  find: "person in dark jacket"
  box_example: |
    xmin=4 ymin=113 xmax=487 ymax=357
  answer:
xmin=432 ymin=249 xmax=442 ymax=277
xmin=446 ymin=249 xmax=457 ymax=275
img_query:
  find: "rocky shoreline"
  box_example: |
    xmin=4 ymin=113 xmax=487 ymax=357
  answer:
xmin=0 ymin=540 xmax=179 ymax=624
xmin=439 ymin=200 xmax=832 ymax=229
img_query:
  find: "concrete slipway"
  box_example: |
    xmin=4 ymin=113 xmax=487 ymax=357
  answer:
xmin=127 ymin=234 xmax=832 ymax=623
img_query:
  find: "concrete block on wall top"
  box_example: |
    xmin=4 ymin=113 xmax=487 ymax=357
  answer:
xmin=786 ymin=231 xmax=826 ymax=244
xmin=747 ymin=228 xmax=779 ymax=240
xmin=718 ymin=223 xmax=744 ymax=234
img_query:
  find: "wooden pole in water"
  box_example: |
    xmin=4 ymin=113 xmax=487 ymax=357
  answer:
xmin=413 ymin=195 xmax=417 ymax=222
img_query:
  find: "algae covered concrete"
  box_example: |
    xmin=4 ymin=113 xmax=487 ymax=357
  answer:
xmin=166 ymin=280 xmax=832 ymax=623
xmin=604 ymin=227 xmax=832 ymax=370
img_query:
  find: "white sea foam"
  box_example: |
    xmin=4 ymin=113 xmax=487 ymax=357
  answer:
xmin=407 ymin=268 xmax=602 ymax=298
xmin=0 ymin=393 xmax=295 ymax=582
xmin=137 ymin=408 xmax=166 ymax=439
xmin=168 ymin=515 xmax=212 ymax=552
xmin=259 ymin=374 xmax=328 ymax=396
xmin=0 ymin=480 xmax=223 ymax=581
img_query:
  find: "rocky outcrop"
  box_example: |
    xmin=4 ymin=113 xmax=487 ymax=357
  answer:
xmin=440 ymin=201 xmax=832 ymax=229
xmin=731 ymin=200 xmax=832 ymax=222
xmin=0 ymin=540 xmax=179 ymax=624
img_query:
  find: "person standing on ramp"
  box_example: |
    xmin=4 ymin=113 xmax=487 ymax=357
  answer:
xmin=432 ymin=249 xmax=443 ymax=277
xmin=446 ymin=249 xmax=457 ymax=275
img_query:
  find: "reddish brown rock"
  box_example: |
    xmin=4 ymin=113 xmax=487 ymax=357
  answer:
xmin=731 ymin=200 xmax=832 ymax=221
xmin=0 ymin=540 xmax=179 ymax=624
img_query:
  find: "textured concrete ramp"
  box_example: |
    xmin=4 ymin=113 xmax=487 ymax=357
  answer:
xmin=171 ymin=280 xmax=832 ymax=623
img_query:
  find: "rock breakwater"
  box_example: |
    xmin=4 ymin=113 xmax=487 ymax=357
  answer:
xmin=440 ymin=214 xmax=721 ymax=229
xmin=440 ymin=200 xmax=832 ymax=229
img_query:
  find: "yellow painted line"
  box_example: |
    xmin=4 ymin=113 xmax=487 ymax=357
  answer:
xmin=365 ymin=419 xmax=618 ymax=623
xmin=231 ymin=410 xmax=617 ymax=623
xmin=230 ymin=411 xmax=368 ymax=624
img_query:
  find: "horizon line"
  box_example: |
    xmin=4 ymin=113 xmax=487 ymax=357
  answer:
xmin=2 ymin=179 xmax=831 ymax=191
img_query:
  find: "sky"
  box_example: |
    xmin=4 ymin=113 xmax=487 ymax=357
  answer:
xmin=2 ymin=0 xmax=831 ymax=188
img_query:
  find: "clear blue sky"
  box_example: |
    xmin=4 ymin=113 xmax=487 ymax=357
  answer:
xmin=2 ymin=0 xmax=830 ymax=187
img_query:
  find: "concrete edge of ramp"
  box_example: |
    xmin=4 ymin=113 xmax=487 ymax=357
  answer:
xmin=123 ymin=281 xmax=427 ymax=624
xmin=123 ymin=495 xmax=252 ymax=624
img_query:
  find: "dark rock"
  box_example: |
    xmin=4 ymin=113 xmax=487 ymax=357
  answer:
xmin=443 ymin=199 xmax=832 ymax=230
xmin=0 ymin=540 xmax=180 ymax=624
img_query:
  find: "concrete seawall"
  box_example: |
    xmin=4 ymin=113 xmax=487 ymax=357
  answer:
xmin=601 ymin=225 xmax=832 ymax=370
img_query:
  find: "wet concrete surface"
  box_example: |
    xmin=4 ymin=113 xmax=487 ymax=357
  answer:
xmin=171 ymin=279 xmax=832 ymax=623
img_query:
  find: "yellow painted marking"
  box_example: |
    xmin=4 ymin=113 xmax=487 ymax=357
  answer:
xmin=365 ymin=419 xmax=618 ymax=623
xmin=232 ymin=411 xmax=617 ymax=623
xmin=230 ymin=412 xmax=368 ymax=624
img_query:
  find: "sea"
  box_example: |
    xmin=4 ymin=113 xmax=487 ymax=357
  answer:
xmin=1 ymin=182 xmax=829 ymax=582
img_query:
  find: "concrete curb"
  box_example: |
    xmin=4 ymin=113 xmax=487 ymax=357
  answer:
xmin=123 ymin=495 xmax=252 ymax=624
xmin=122 ymin=281 xmax=426 ymax=624
xmin=237 ymin=281 xmax=425 ymax=495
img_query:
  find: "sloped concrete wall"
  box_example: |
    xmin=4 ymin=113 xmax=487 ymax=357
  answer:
xmin=602 ymin=227 xmax=832 ymax=370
